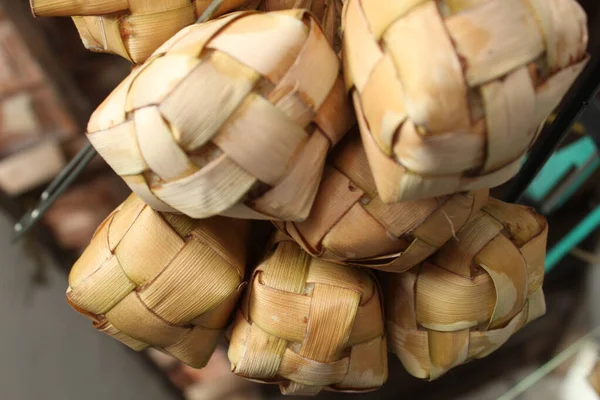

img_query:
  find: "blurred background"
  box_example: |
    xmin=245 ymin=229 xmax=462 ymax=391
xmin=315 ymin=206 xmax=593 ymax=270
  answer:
xmin=3 ymin=0 xmax=600 ymax=399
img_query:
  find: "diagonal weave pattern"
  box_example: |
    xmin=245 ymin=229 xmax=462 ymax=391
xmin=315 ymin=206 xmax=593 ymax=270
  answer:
xmin=87 ymin=10 xmax=352 ymax=221
xmin=67 ymin=194 xmax=248 ymax=368
xmin=343 ymin=0 xmax=589 ymax=202
xmin=385 ymin=198 xmax=548 ymax=380
xmin=276 ymin=133 xmax=489 ymax=272
xmin=228 ymin=237 xmax=387 ymax=395
xmin=30 ymin=0 xmax=257 ymax=63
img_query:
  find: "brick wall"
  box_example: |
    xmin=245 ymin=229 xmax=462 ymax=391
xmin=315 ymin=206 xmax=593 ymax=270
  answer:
xmin=0 ymin=8 xmax=77 ymax=195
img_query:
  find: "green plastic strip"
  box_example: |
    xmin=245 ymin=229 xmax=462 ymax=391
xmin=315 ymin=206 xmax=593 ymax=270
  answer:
xmin=546 ymin=204 xmax=600 ymax=272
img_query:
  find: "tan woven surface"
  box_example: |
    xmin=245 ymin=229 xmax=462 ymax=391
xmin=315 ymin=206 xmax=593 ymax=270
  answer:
xmin=228 ymin=236 xmax=387 ymax=395
xmin=87 ymin=10 xmax=352 ymax=221
xmin=260 ymin=0 xmax=342 ymax=48
xmin=590 ymin=361 xmax=600 ymax=395
xmin=385 ymin=198 xmax=548 ymax=380
xmin=276 ymin=133 xmax=488 ymax=272
xmin=343 ymin=0 xmax=589 ymax=202
xmin=67 ymin=194 xmax=248 ymax=368
xmin=30 ymin=0 xmax=258 ymax=63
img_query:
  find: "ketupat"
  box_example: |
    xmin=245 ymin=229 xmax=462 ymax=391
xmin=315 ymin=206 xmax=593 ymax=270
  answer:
xmin=229 ymin=235 xmax=387 ymax=395
xmin=67 ymin=194 xmax=249 ymax=368
xmin=276 ymin=133 xmax=488 ymax=272
xmin=385 ymin=198 xmax=548 ymax=379
xmin=344 ymin=0 xmax=589 ymax=202
xmin=86 ymin=10 xmax=353 ymax=221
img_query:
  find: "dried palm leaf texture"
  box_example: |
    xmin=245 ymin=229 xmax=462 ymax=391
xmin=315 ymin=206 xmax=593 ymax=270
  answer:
xmin=590 ymin=361 xmax=600 ymax=395
xmin=260 ymin=0 xmax=343 ymax=49
xmin=343 ymin=0 xmax=589 ymax=202
xmin=385 ymin=198 xmax=548 ymax=380
xmin=87 ymin=10 xmax=352 ymax=221
xmin=67 ymin=194 xmax=249 ymax=368
xmin=275 ymin=133 xmax=488 ymax=272
xmin=30 ymin=0 xmax=257 ymax=63
xmin=228 ymin=236 xmax=387 ymax=395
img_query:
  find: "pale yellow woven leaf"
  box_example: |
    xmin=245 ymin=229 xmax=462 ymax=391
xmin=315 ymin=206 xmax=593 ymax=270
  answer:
xmin=229 ymin=237 xmax=387 ymax=395
xmin=67 ymin=194 xmax=249 ymax=369
xmin=344 ymin=0 xmax=589 ymax=201
xmin=87 ymin=10 xmax=352 ymax=221
xmin=31 ymin=0 xmax=256 ymax=63
xmin=276 ymin=133 xmax=488 ymax=272
xmin=385 ymin=198 xmax=548 ymax=380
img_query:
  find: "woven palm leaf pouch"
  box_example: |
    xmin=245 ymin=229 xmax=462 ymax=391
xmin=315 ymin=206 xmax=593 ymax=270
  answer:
xmin=276 ymin=133 xmax=488 ymax=272
xmin=343 ymin=0 xmax=589 ymax=202
xmin=67 ymin=194 xmax=249 ymax=368
xmin=385 ymin=198 xmax=548 ymax=380
xmin=228 ymin=235 xmax=387 ymax=395
xmin=30 ymin=0 xmax=258 ymax=63
xmin=86 ymin=10 xmax=352 ymax=221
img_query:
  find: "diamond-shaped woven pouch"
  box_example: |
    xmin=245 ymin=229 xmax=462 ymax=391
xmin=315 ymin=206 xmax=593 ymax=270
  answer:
xmin=343 ymin=0 xmax=589 ymax=202
xmin=385 ymin=198 xmax=548 ymax=380
xmin=67 ymin=194 xmax=249 ymax=368
xmin=228 ymin=235 xmax=387 ymax=395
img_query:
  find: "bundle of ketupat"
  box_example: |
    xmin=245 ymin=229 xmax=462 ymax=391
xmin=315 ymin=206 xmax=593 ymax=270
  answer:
xmin=28 ymin=0 xmax=583 ymax=395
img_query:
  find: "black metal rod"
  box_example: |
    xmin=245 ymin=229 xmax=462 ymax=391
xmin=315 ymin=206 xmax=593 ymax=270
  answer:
xmin=502 ymin=56 xmax=600 ymax=203
xmin=42 ymin=142 xmax=96 ymax=200
xmin=13 ymin=144 xmax=97 ymax=242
